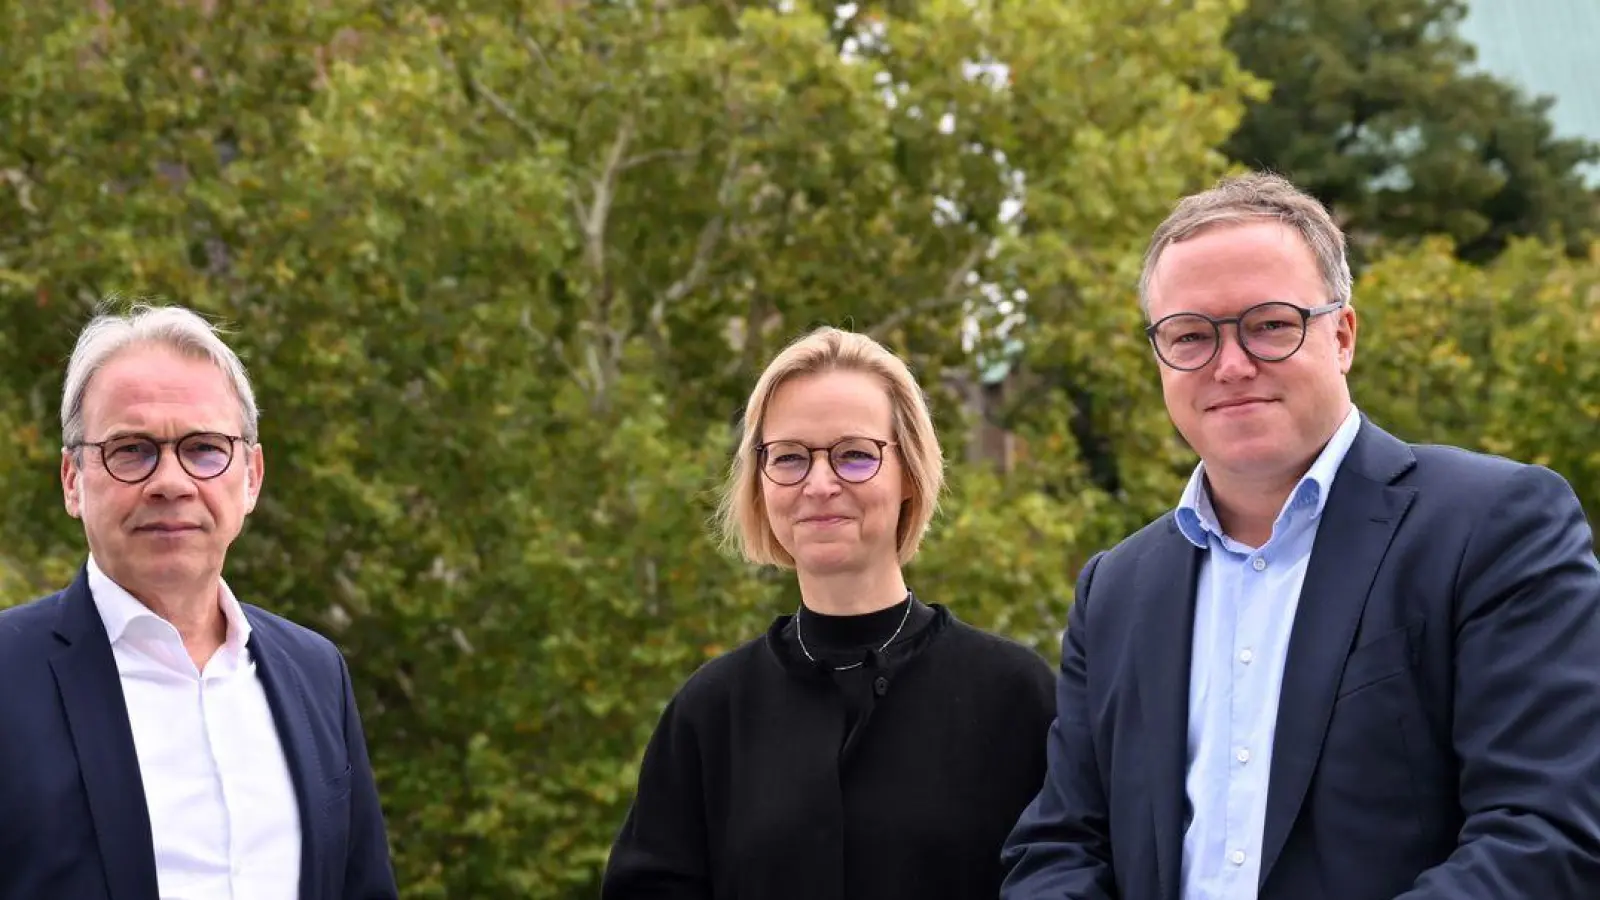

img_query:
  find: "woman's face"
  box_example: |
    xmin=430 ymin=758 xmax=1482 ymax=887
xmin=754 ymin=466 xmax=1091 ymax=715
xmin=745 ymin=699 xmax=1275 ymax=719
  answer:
xmin=759 ymin=370 xmax=907 ymax=577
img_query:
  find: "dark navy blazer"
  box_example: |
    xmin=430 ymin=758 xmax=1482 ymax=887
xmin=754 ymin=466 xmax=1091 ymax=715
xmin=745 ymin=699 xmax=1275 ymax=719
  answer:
xmin=0 ymin=567 xmax=398 ymax=900
xmin=1001 ymin=419 xmax=1600 ymax=899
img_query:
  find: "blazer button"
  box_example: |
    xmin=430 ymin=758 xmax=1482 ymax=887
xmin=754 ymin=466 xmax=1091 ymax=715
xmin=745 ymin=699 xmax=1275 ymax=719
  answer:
xmin=873 ymin=676 xmax=890 ymax=696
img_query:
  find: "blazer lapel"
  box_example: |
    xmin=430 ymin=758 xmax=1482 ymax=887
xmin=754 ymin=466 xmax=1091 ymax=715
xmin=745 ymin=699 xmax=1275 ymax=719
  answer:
xmin=249 ymin=621 xmax=323 ymax=899
xmin=1256 ymin=422 xmax=1418 ymax=888
xmin=48 ymin=570 xmax=160 ymax=900
xmin=1136 ymin=520 xmax=1203 ymax=900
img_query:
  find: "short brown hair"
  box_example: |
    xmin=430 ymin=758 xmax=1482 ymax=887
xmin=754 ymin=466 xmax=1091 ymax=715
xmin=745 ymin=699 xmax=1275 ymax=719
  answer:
xmin=716 ymin=326 xmax=944 ymax=568
xmin=1139 ymin=172 xmax=1353 ymax=315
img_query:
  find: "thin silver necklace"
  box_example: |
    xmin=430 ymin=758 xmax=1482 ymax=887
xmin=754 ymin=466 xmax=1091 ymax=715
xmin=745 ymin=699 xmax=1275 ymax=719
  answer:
xmin=794 ymin=593 xmax=914 ymax=671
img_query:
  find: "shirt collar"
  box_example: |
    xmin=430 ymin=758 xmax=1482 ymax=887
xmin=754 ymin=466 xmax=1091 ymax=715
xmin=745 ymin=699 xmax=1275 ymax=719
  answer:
xmin=1175 ymin=406 xmax=1363 ymax=549
xmin=87 ymin=554 xmax=253 ymax=651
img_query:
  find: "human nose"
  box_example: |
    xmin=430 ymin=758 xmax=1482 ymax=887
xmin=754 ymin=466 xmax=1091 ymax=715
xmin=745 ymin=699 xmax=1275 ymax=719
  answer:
xmin=799 ymin=449 xmax=842 ymax=497
xmin=142 ymin=443 xmax=198 ymax=500
xmin=1211 ymin=324 xmax=1258 ymax=382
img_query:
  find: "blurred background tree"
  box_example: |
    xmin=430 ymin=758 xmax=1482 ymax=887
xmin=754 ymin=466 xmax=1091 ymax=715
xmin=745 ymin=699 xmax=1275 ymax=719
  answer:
xmin=1224 ymin=0 xmax=1600 ymax=264
xmin=1 ymin=0 xmax=1594 ymax=896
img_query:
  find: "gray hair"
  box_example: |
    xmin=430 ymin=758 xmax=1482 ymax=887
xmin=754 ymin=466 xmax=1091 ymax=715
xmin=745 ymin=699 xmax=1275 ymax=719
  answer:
xmin=61 ymin=303 xmax=259 ymax=447
xmin=1138 ymin=171 xmax=1354 ymax=317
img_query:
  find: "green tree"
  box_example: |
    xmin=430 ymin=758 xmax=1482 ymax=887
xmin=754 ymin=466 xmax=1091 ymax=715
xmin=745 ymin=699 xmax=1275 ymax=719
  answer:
xmin=1224 ymin=0 xmax=1600 ymax=264
xmin=0 ymin=0 xmax=1258 ymax=895
xmin=1351 ymin=236 xmax=1600 ymax=520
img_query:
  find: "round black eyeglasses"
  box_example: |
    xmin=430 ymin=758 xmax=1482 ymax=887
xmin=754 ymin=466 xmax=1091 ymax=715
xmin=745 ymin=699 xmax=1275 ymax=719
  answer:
xmin=1145 ymin=299 xmax=1346 ymax=371
xmin=69 ymin=431 xmax=244 ymax=484
xmin=756 ymin=437 xmax=896 ymax=486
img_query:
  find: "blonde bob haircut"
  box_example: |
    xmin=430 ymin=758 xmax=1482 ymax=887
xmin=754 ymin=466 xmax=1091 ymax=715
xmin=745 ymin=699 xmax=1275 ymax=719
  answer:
xmin=716 ymin=326 xmax=944 ymax=568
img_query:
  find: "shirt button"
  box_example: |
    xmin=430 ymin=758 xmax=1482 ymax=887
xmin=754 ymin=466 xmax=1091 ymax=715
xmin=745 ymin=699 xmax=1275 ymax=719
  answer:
xmin=1239 ymin=649 xmax=1254 ymax=664
xmin=873 ymin=676 xmax=889 ymax=696
xmin=1251 ymin=556 xmax=1267 ymax=571
xmin=1236 ymin=747 xmax=1251 ymax=764
xmin=1230 ymin=850 xmax=1246 ymax=865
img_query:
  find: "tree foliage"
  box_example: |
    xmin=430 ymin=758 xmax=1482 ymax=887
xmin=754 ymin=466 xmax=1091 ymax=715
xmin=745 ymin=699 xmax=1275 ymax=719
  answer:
xmin=0 ymin=0 xmax=1259 ymax=893
xmin=1 ymin=1 xmax=1593 ymax=897
xmin=1224 ymin=0 xmax=1600 ymax=264
xmin=1351 ymin=237 xmax=1600 ymax=512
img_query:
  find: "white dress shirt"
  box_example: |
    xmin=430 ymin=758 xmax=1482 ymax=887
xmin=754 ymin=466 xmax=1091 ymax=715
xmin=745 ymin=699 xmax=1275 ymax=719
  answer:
xmin=88 ymin=556 xmax=302 ymax=900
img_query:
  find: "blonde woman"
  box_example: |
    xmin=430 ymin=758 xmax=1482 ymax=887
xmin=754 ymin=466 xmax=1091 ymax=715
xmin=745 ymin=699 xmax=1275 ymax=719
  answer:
xmin=602 ymin=326 xmax=1056 ymax=900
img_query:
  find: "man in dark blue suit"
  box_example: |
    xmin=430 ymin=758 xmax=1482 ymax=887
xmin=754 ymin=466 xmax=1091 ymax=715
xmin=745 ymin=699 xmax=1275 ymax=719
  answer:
xmin=1000 ymin=173 xmax=1600 ymax=899
xmin=0 ymin=305 xmax=398 ymax=899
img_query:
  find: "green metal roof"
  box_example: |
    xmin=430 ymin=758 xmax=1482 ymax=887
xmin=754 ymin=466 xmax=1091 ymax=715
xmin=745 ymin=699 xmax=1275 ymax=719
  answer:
xmin=1459 ymin=0 xmax=1600 ymax=183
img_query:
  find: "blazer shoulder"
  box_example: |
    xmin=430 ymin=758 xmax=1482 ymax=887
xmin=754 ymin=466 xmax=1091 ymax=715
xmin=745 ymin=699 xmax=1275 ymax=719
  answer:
xmin=1407 ymin=441 xmax=1531 ymax=486
xmin=1113 ymin=509 xmax=1182 ymax=551
xmin=242 ymin=603 xmax=345 ymax=669
xmin=1093 ymin=510 xmax=1183 ymax=577
xmin=1401 ymin=442 xmax=1573 ymax=518
xmin=0 ymin=590 xmax=69 ymax=656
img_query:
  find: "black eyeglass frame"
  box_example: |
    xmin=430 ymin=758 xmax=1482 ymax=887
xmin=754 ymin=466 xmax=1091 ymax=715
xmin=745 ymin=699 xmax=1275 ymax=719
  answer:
xmin=1144 ymin=299 xmax=1347 ymax=372
xmin=67 ymin=431 xmax=247 ymax=484
xmin=754 ymin=437 xmax=897 ymax=486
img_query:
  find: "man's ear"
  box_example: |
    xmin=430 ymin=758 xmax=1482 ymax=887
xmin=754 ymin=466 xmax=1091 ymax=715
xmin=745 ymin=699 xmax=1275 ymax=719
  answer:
xmin=243 ymin=442 xmax=265 ymax=514
xmin=61 ymin=449 xmax=82 ymax=519
xmin=1336 ymin=303 xmax=1359 ymax=374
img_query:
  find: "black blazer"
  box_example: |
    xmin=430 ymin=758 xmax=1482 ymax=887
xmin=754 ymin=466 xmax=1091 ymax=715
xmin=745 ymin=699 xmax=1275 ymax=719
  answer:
xmin=1001 ymin=419 xmax=1600 ymax=899
xmin=0 ymin=567 xmax=399 ymax=900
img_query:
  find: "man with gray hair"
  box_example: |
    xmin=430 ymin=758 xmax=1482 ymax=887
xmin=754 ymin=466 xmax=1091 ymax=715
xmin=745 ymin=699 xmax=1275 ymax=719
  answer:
xmin=1001 ymin=172 xmax=1600 ymax=899
xmin=0 ymin=305 xmax=398 ymax=899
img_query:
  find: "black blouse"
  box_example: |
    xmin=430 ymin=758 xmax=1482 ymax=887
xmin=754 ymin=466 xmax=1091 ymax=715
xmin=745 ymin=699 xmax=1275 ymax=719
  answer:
xmin=601 ymin=597 xmax=1057 ymax=900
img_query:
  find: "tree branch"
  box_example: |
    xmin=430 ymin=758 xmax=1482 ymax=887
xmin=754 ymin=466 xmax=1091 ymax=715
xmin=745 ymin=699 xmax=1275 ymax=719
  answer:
xmin=0 ymin=168 xmax=38 ymax=214
xmin=579 ymin=115 xmax=636 ymax=280
xmin=659 ymin=148 xmax=740 ymax=307
xmin=868 ymin=240 xmax=988 ymax=340
xmin=469 ymin=74 xmax=545 ymax=146
xmin=564 ymin=116 xmax=638 ymax=413
xmin=518 ymin=31 xmax=555 ymax=78
xmin=618 ymin=145 xmax=703 ymax=172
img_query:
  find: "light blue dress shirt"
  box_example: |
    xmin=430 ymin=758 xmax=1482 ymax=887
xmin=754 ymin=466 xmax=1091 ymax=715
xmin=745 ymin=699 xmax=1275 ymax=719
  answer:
xmin=1175 ymin=407 xmax=1362 ymax=900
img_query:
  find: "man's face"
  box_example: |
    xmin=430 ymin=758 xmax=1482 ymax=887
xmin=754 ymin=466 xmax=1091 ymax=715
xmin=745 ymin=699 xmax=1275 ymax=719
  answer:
xmin=1146 ymin=220 xmax=1358 ymax=485
xmin=61 ymin=344 xmax=263 ymax=601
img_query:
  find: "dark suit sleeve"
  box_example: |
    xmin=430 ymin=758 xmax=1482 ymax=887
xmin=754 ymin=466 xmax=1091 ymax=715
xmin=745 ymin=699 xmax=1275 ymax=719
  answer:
xmin=601 ymin=695 xmax=711 ymax=899
xmin=999 ymin=551 xmax=1118 ymax=900
xmin=1016 ymin=643 xmax=1062 ymax=752
xmin=1399 ymin=465 xmax=1600 ymax=898
xmin=338 ymin=652 xmax=401 ymax=899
